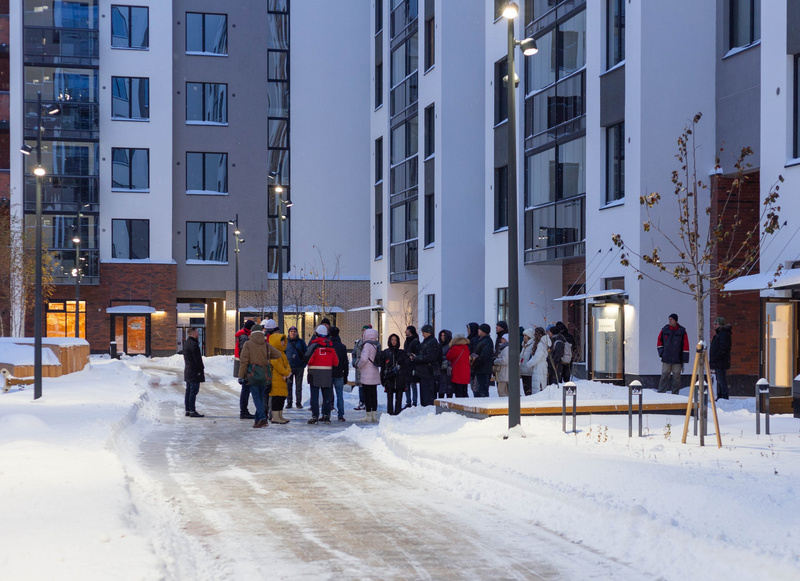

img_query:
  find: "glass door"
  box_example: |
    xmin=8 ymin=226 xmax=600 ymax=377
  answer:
xmin=113 ymin=315 xmax=150 ymax=356
xmin=764 ymin=301 xmax=797 ymax=388
xmin=589 ymin=302 xmax=624 ymax=381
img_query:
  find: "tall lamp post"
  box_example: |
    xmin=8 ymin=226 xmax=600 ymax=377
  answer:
xmin=228 ymin=215 xmax=245 ymax=327
xmin=275 ymin=187 xmax=292 ymax=332
xmin=20 ymin=91 xmax=60 ymax=400
xmin=72 ymin=203 xmax=88 ymax=338
xmin=502 ymin=2 xmax=538 ymax=436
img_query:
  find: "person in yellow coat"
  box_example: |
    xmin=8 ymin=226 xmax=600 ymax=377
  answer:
xmin=269 ymin=333 xmax=293 ymax=424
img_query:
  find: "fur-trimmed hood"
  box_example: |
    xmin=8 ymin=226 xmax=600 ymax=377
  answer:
xmin=450 ymin=334 xmax=469 ymax=346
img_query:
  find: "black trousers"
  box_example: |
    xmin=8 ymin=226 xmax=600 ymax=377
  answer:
xmin=271 ymin=395 xmax=286 ymax=411
xmin=452 ymin=383 xmax=469 ymax=398
xmin=521 ymin=375 xmax=532 ymax=396
xmin=362 ymin=384 xmax=378 ymax=412
xmin=419 ymin=376 xmax=436 ymax=406
xmin=386 ymin=389 xmax=404 ymax=415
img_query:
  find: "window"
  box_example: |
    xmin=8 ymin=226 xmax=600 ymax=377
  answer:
xmin=424 ymin=104 xmax=435 ymax=158
xmin=795 ymin=56 xmax=800 ymax=158
xmin=112 ymin=219 xmax=149 ymax=259
xmin=375 ymin=184 xmax=384 ymax=259
xmin=46 ymin=300 xmax=86 ymax=339
xmin=376 ymin=0 xmax=383 ymax=32
xmin=495 ymin=58 xmax=508 ymax=125
xmin=375 ymin=137 xmax=384 ymax=183
xmin=607 ymin=0 xmax=625 ymax=68
xmin=604 ymin=276 xmax=625 ymax=291
xmin=424 ymin=14 xmax=435 ymax=70
xmin=729 ymin=0 xmax=760 ymax=49
xmin=186 ymin=222 xmax=228 ymax=262
xmin=186 ymin=13 xmax=228 ymax=55
xmin=375 ymin=62 xmax=384 ymax=109
xmin=111 ymin=77 xmax=149 ymax=120
xmin=497 ymin=288 xmax=509 ymax=324
xmin=186 ymin=152 xmax=228 ymax=194
xmin=389 ymin=34 xmax=418 ymax=115
xmin=424 ymin=190 xmax=435 ymax=246
xmin=390 ymin=116 xmax=418 ymax=165
xmin=494 ymin=0 xmax=506 ymax=20
xmin=111 ymin=148 xmax=149 ymax=191
xmin=605 ymin=123 xmax=625 ymax=204
xmin=186 ymin=82 xmax=228 ymax=124
xmin=425 ymin=294 xmax=435 ymax=328
xmin=111 ymin=5 xmax=149 ymax=49
xmin=389 ymin=199 xmax=418 ymax=281
xmin=495 ymin=166 xmax=508 ymax=230
xmin=266 ymin=187 xmax=290 ymax=273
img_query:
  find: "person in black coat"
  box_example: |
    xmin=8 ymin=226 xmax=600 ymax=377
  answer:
xmin=472 ymin=324 xmax=494 ymax=397
xmin=403 ymin=326 xmax=420 ymax=408
xmin=183 ymin=327 xmax=205 ymax=417
xmin=329 ymin=327 xmax=350 ymax=420
xmin=438 ymin=329 xmax=453 ymax=398
xmin=414 ymin=325 xmax=442 ymax=406
xmin=466 ymin=322 xmax=480 ymax=353
xmin=709 ymin=316 xmax=732 ymax=400
xmin=381 ymin=334 xmax=407 ymax=415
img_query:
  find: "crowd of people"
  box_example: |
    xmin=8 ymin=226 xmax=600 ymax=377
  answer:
xmin=183 ymin=317 xmax=578 ymax=427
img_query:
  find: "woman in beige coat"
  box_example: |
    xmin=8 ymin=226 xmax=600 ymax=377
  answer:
xmin=239 ymin=325 xmax=280 ymax=428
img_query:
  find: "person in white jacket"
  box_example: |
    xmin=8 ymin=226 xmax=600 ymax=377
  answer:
xmin=526 ymin=327 xmax=550 ymax=392
xmin=519 ymin=328 xmax=536 ymax=395
xmin=493 ymin=335 xmax=509 ymax=396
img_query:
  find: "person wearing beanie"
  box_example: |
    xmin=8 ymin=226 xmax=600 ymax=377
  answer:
xmin=547 ymin=325 xmax=569 ymax=385
xmin=403 ymin=326 xmax=421 ymax=407
xmin=328 ymin=327 xmax=350 ymax=421
xmin=657 ymin=313 xmax=689 ymax=394
xmin=234 ymin=319 xmax=257 ymax=419
xmin=495 ymin=321 xmax=509 ymax=352
xmin=709 ymin=316 xmax=732 ymax=400
xmin=285 ymin=325 xmax=307 ymax=409
xmin=351 ymin=324 xmax=374 ymax=411
xmin=304 ymin=323 xmax=338 ymax=423
xmin=413 ymin=324 xmax=441 ymax=406
xmin=268 ymin=333 xmax=293 ymax=424
xmin=471 ymin=324 xmax=494 ymax=397
xmin=555 ymin=321 xmax=576 ymax=382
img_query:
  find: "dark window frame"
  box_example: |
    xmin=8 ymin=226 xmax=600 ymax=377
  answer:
xmin=424 ymin=14 xmax=435 ymax=71
xmin=111 ymin=147 xmax=149 ymax=191
xmin=424 ymin=103 xmax=435 ymax=158
xmin=111 ymin=76 xmax=149 ymax=120
xmin=495 ymin=165 xmax=509 ymax=231
xmin=186 ymin=152 xmax=228 ymax=194
xmin=111 ymin=5 xmax=149 ymax=49
xmin=495 ymin=57 xmax=508 ymax=125
xmin=795 ymin=55 xmax=800 ymax=159
xmin=186 ymin=12 xmax=229 ymax=55
xmin=729 ymin=0 xmax=760 ymax=49
xmin=186 ymin=221 xmax=229 ymax=262
xmin=606 ymin=0 xmax=625 ymax=69
xmin=424 ymin=190 xmax=435 ymax=246
xmin=605 ymin=122 xmax=624 ymax=204
xmin=186 ymin=82 xmax=228 ymax=124
xmin=111 ymin=218 xmax=150 ymax=260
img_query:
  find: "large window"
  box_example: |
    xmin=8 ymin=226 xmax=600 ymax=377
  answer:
xmin=186 ymin=222 xmax=228 ymax=263
xmin=495 ymin=58 xmax=508 ymax=125
xmin=424 ymin=190 xmax=435 ymax=246
xmin=606 ymin=123 xmax=625 ymax=204
xmin=112 ymin=219 xmax=149 ymax=259
xmin=424 ymin=104 xmax=435 ymax=158
xmin=606 ymin=0 xmax=625 ymax=69
xmin=425 ymin=294 xmax=435 ymax=328
xmin=390 ymin=116 xmax=418 ymax=165
xmin=46 ymin=301 xmax=86 ymax=339
xmin=111 ymin=148 xmax=149 ymax=191
xmin=375 ymin=137 xmax=384 ymax=259
xmin=111 ymin=5 xmax=149 ymax=49
xmin=390 ymin=34 xmax=418 ymax=115
xmin=424 ymin=13 xmax=435 ymax=70
xmin=186 ymin=82 xmax=228 ymax=124
xmin=186 ymin=152 xmax=228 ymax=194
xmin=389 ymin=199 xmax=418 ymax=281
xmin=795 ymin=56 xmax=800 ymax=159
xmin=729 ymin=0 xmax=760 ymax=49
xmin=111 ymin=77 xmax=149 ymax=120
xmin=497 ymin=288 xmax=508 ymax=324
xmin=186 ymin=12 xmax=228 ymax=55
xmin=495 ymin=166 xmax=508 ymax=231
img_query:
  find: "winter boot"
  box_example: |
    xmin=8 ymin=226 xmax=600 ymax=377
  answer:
xmin=274 ymin=410 xmax=289 ymax=424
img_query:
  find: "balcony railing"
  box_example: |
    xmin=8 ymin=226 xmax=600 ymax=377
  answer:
xmin=390 ymin=0 xmax=418 ymax=39
xmin=390 ymin=239 xmax=418 ymax=283
xmin=390 ymin=71 xmax=418 ymax=117
xmin=24 ymin=27 xmax=99 ymax=66
xmin=24 ymin=175 xmax=98 ymax=213
xmin=24 ymin=100 xmax=99 ymax=140
xmin=51 ymin=249 xmax=99 ymax=285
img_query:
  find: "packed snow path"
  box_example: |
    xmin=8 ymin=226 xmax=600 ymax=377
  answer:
xmin=132 ymin=366 xmax=645 ymax=580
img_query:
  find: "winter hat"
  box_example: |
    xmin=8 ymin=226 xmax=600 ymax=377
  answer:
xmin=715 ymin=316 xmax=726 ymax=325
xmin=263 ymin=319 xmax=278 ymax=331
xmin=496 ymin=320 xmax=509 ymax=331
xmin=547 ymin=325 xmax=557 ymax=334
xmin=479 ymin=323 xmax=491 ymax=334
xmin=251 ymin=324 xmax=264 ymax=332
xmin=420 ymin=324 xmax=434 ymax=334
xmin=329 ymin=326 xmax=340 ymax=337
xmin=362 ymin=324 xmax=373 ymax=330
xmin=669 ymin=313 xmax=679 ymax=323
xmin=523 ymin=328 xmax=535 ymax=339
xmin=243 ymin=320 xmax=255 ymax=330
xmin=321 ymin=318 xmax=331 ymax=326
xmin=288 ymin=325 xmax=298 ymax=332
xmin=315 ymin=324 xmax=328 ymax=336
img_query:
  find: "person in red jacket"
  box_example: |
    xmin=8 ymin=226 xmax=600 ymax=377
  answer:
xmin=233 ymin=319 xmax=256 ymax=419
xmin=657 ymin=313 xmax=690 ymax=394
xmin=446 ymin=334 xmax=471 ymax=398
xmin=305 ymin=324 xmax=339 ymax=424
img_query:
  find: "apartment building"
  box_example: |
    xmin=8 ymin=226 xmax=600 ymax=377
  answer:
xmin=8 ymin=0 xmax=370 ymax=356
xmin=371 ymin=0 xmax=797 ymax=394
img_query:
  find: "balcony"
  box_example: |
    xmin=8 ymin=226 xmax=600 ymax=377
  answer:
xmin=390 ymin=0 xmax=418 ymax=39
xmin=389 ymin=239 xmax=418 ymax=283
xmin=24 ymin=175 xmax=98 ymax=213
xmin=24 ymin=100 xmax=99 ymax=140
xmin=390 ymin=72 xmax=418 ymax=117
xmin=24 ymin=27 xmax=99 ymax=67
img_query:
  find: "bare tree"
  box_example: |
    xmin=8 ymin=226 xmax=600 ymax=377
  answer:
xmin=307 ymin=246 xmax=342 ymax=319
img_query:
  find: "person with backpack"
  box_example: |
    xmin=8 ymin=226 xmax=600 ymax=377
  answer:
xmin=238 ymin=324 xmax=280 ymax=428
xmin=268 ymin=333 xmax=293 ymax=425
xmin=285 ymin=326 xmax=307 ymax=409
xmin=413 ymin=324 xmax=442 ymax=406
xmin=493 ymin=334 xmax=510 ymax=397
xmin=233 ymin=319 xmax=256 ymax=419
xmin=305 ymin=324 xmax=339 ymax=424
xmin=547 ymin=325 xmax=568 ymax=385
xmin=351 ymin=324 xmax=372 ymax=411
xmin=329 ymin=326 xmax=350 ymax=421
xmin=555 ymin=321 xmax=575 ymax=382
xmin=357 ymin=328 xmax=382 ymax=422
xmin=380 ymin=333 xmax=407 ymax=415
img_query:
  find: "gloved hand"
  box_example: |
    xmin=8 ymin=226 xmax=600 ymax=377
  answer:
xmin=238 ymin=378 xmax=245 ymax=385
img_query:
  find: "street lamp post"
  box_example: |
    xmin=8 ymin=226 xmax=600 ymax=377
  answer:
xmin=502 ymin=2 xmax=538 ymax=436
xmin=274 ymin=187 xmax=292 ymax=332
xmin=20 ymin=92 xmax=60 ymax=400
xmin=228 ymin=215 xmax=245 ymax=327
xmin=72 ymin=227 xmax=80 ymax=338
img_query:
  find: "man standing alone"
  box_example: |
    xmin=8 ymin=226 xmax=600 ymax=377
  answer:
xmin=709 ymin=316 xmax=732 ymax=400
xmin=183 ymin=327 xmax=205 ymax=417
xmin=657 ymin=313 xmax=689 ymax=394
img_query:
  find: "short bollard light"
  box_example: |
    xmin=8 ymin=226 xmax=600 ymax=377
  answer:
xmin=628 ymin=380 xmax=643 ymax=438
xmin=562 ymin=381 xmax=577 ymax=433
xmin=756 ymin=378 xmax=770 ymax=435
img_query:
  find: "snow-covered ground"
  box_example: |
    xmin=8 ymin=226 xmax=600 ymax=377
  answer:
xmin=1 ymin=354 xmax=798 ymax=580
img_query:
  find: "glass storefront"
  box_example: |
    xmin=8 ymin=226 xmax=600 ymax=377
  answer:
xmin=764 ymin=301 xmax=797 ymax=388
xmin=590 ymin=302 xmax=624 ymax=381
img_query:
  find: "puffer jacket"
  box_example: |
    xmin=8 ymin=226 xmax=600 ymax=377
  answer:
xmin=447 ymin=335 xmax=471 ymax=385
xmin=357 ymin=328 xmax=382 ymax=386
xmin=519 ymin=330 xmax=535 ymax=376
xmin=268 ymin=333 xmax=293 ymax=398
xmin=529 ymin=335 xmax=551 ymax=391
xmin=473 ymin=335 xmax=495 ymax=375
xmin=238 ymin=331 xmax=280 ymax=380
xmin=415 ymin=334 xmax=442 ymax=379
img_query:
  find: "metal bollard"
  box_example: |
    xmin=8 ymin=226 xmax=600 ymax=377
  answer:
xmin=628 ymin=380 xmax=643 ymax=437
xmin=563 ymin=381 xmax=577 ymax=433
xmin=110 ymin=341 xmax=117 ymax=359
xmin=756 ymin=378 xmax=770 ymax=435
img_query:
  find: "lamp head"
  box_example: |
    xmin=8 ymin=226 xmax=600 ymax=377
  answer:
xmin=20 ymin=144 xmax=33 ymax=155
xmin=72 ymin=236 xmax=80 ymax=244
xmin=502 ymin=1 xmax=519 ymax=19
xmin=274 ymin=185 xmax=284 ymax=193
xmin=234 ymin=229 xmax=241 ymax=236
xmin=46 ymin=104 xmax=60 ymax=115
xmin=285 ymin=201 xmax=294 ymax=208
xmin=33 ymin=165 xmax=46 ymax=177
xmin=519 ymin=37 xmax=538 ymax=56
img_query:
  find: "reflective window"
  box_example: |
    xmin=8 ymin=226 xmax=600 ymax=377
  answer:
xmin=25 ymin=67 xmax=98 ymax=102
xmin=111 ymin=5 xmax=149 ymax=49
xmin=495 ymin=58 xmax=508 ymax=124
xmin=111 ymin=148 xmax=149 ymax=190
xmin=390 ymin=116 xmax=418 ymax=165
xmin=111 ymin=77 xmax=149 ymax=120
xmin=186 ymin=82 xmax=228 ymax=124
xmin=730 ymin=0 xmax=760 ymax=49
xmin=186 ymin=12 xmax=228 ymax=55
xmin=494 ymin=166 xmax=508 ymax=230
xmin=186 ymin=153 xmax=228 ymax=194
xmin=112 ymin=219 xmax=149 ymax=259
xmin=186 ymin=222 xmax=228 ymax=262
xmin=606 ymin=123 xmax=625 ymax=203
xmin=607 ymin=0 xmax=625 ymax=68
